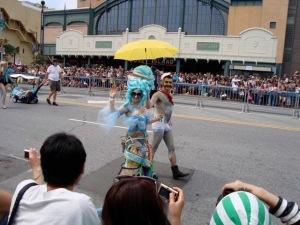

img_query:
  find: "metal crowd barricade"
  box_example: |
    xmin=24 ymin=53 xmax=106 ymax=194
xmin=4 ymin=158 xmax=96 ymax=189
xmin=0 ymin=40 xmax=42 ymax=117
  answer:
xmin=292 ymin=93 xmax=300 ymax=118
xmin=61 ymin=76 xmax=127 ymax=95
xmin=174 ymin=82 xmax=300 ymax=118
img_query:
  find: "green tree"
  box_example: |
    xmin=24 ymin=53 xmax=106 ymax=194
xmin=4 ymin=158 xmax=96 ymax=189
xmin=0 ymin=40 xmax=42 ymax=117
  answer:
xmin=34 ymin=53 xmax=47 ymax=64
xmin=4 ymin=43 xmax=19 ymax=55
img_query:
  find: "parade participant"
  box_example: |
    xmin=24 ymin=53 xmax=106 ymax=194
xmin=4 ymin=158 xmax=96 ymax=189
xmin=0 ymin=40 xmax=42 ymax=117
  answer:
xmin=100 ymin=65 xmax=160 ymax=177
xmin=148 ymin=73 xmax=189 ymax=180
xmin=0 ymin=62 xmax=13 ymax=109
xmin=46 ymin=58 xmax=61 ymax=106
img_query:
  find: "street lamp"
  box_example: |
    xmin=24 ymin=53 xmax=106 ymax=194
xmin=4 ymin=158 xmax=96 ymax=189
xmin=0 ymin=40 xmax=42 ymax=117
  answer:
xmin=0 ymin=9 xmax=5 ymax=61
xmin=40 ymin=1 xmax=45 ymax=55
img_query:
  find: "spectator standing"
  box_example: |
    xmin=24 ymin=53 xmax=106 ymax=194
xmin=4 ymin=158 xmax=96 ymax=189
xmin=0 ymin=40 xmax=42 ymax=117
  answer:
xmin=0 ymin=62 xmax=13 ymax=109
xmin=46 ymin=58 xmax=61 ymax=106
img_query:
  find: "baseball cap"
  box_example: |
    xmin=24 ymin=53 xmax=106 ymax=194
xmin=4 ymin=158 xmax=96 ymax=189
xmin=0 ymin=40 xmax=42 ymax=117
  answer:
xmin=161 ymin=72 xmax=172 ymax=80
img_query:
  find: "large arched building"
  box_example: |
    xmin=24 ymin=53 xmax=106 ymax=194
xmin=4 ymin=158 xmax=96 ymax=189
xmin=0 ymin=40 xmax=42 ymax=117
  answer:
xmin=43 ymin=0 xmax=297 ymax=75
xmin=0 ymin=0 xmax=40 ymax=65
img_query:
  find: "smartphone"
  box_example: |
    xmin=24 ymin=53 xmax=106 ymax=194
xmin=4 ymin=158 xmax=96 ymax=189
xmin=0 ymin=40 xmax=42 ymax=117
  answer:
xmin=24 ymin=149 xmax=30 ymax=159
xmin=158 ymin=183 xmax=179 ymax=200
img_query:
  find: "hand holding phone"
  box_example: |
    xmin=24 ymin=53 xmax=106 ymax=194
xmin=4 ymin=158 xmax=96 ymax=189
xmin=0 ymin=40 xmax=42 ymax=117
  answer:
xmin=158 ymin=183 xmax=179 ymax=201
xmin=168 ymin=187 xmax=184 ymax=223
xmin=24 ymin=149 xmax=30 ymax=159
xmin=23 ymin=148 xmax=40 ymax=169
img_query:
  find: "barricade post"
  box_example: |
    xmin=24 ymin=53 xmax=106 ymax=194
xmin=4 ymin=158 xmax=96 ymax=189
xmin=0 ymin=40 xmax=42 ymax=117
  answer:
xmin=60 ymin=77 xmax=65 ymax=94
xmin=292 ymin=94 xmax=299 ymax=119
xmin=196 ymin=84 xmax=204 ymax=108
xmin=241 ymin=88 xmax=250 ymax=113
xmin=88 ymin=76 xmax=94 ymax=96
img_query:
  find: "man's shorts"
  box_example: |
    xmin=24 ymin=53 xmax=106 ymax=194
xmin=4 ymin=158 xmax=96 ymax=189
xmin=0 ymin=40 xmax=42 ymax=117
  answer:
xmin=50 ymin=80 xmax=61 ymax=92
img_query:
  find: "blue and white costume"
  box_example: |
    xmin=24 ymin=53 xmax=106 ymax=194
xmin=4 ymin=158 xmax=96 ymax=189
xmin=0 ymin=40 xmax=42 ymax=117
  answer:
xmin=99 ymin=65 xmax=155 ymax=176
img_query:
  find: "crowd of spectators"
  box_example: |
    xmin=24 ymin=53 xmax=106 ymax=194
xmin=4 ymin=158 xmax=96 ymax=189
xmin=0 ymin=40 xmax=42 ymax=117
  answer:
xmin=9 ymin=64 xmax=300 ymax=108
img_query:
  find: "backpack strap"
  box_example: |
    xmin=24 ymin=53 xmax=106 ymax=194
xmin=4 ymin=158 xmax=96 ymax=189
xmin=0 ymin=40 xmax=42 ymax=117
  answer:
xmin=7 ymin=182 xmax=38 ymax=225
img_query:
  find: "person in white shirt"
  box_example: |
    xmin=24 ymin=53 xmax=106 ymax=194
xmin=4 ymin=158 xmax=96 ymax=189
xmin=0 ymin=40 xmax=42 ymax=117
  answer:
xmin=4 ymin=133 xmax=100 ymax=225
xmin=46 ymin=59 xmax=62 ymax=106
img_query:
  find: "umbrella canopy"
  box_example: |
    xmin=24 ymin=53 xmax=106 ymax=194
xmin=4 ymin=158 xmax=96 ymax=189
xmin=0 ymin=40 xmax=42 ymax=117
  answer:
xmin=114 ymin=39 xmax=178 ymax=61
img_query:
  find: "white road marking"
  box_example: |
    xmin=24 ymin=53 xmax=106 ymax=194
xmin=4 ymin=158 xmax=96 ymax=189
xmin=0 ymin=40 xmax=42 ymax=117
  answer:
xmin=9 ymin=154 xmax=27 ymax=162
xmin=87 ymin=100 xmax=123 ymax=104
xmin=69 ymin=118 xmax=153 ymax=133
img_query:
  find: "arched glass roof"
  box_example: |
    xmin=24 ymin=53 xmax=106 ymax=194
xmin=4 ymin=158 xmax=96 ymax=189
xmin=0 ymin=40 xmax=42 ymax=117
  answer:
xmin=96 ymin=0 xmax=226 ymax=35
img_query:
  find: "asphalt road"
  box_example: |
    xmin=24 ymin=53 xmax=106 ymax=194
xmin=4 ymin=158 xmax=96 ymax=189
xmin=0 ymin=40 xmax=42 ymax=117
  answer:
xmin=0 ymin=89 xmax=299 ymax=225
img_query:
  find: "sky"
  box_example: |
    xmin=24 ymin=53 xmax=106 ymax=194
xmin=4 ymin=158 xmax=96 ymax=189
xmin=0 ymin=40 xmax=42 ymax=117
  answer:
xmin=23 ymin=0 xmax=77 ymax=10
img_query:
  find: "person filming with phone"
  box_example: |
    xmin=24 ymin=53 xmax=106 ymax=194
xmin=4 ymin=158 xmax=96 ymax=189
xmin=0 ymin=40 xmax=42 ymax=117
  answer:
xmin=102 ymin=176 xmax=185 ymax=225
xmin=1 ymin=133 xmax=100 ymax=225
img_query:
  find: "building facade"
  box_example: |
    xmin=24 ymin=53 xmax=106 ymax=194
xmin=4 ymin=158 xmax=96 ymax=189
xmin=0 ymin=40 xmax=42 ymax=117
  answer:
xmin=0 ymin=0 xmax=40 ymax=65
xmin=42 ymin=0 xmax=295 ymax=75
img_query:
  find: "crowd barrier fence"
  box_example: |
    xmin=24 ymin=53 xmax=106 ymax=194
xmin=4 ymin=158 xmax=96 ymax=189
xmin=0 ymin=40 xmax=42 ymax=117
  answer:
xmin=12 ymin=74 xmax=300 ymax=118
xmin=173 ymin=82 xmax=300 ymax=118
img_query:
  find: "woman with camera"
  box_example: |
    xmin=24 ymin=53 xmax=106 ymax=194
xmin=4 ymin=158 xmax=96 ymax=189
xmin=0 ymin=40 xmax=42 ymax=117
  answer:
xmin=101 ymin=176 xmax=184 ymax=225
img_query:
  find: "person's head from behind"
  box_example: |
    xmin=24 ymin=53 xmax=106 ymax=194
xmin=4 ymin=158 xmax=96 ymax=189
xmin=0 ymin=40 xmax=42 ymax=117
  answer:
xmin=102 ymin=176 xmax=170 ymax=225
xmin=40 ymin=132 xmax=86 ymax=187
xmin=211 ymin=191 xmax=271 ymax=225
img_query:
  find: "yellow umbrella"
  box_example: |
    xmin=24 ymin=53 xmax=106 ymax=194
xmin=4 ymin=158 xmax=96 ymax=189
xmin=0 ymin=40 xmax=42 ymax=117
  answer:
xmin=114 ymin=39 xmax=178 ymax=61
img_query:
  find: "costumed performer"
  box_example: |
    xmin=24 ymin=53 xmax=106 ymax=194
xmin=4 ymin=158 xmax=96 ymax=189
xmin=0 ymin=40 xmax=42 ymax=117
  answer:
xmin=101 ymin=65 xmax=162 ymax=177
xmin=148 ymin=73 xmax=189 ymax=180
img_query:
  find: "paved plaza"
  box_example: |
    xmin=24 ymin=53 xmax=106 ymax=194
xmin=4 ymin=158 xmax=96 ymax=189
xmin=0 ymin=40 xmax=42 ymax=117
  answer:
xmin=0 ymin=89 xmax=300 ymax=225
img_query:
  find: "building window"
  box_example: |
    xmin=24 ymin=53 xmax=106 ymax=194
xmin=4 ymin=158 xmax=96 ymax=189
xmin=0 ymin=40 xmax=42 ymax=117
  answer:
xmin=270 ymin=22 xmax=276 ymax=29
xmin=168 ymin=0 xmax=181 ymax=32
xmin=96 ymin=0 xmax=226 ymax=35
xmin=184 ymin=0 xmax=224 ymax=35
xmin=131 ymin=0 xmax=143 ymax=32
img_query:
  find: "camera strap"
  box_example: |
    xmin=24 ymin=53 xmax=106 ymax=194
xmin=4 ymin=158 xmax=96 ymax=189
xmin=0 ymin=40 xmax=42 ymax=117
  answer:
xmin=7 ymin=182 xmax=37 ymax=225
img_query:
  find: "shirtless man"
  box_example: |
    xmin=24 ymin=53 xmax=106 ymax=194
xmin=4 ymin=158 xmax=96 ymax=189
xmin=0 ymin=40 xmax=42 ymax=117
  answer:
xmin=148 ymin=73 xmax=189 ymax=179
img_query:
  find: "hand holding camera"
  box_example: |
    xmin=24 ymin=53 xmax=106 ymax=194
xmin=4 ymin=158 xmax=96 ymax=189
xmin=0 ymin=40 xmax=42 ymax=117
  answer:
xmin=24 ymin=148 xmax=42 ymax=183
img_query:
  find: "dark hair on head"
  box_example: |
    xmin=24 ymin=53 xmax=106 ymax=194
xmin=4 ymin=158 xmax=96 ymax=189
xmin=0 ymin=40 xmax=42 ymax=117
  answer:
xmin=40 ymin=132 xmax=86 ymax=187
xmin=102 ymin=177 xmax=171 ymax=225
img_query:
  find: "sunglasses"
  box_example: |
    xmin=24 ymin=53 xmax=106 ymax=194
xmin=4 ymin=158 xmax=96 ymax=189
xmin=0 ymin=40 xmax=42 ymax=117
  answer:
xmin=114 ymin=175 xmax=178 ymax=201
xmin=132 ymin=92 xmax=142 ymax=97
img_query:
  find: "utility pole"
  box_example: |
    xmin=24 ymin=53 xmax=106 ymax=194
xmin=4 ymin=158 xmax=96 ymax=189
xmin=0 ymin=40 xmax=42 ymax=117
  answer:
xmin=40 ymin=1 xmax=45 ymax=55
xmin=0 ymin=9 xmax=5 ymax=61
